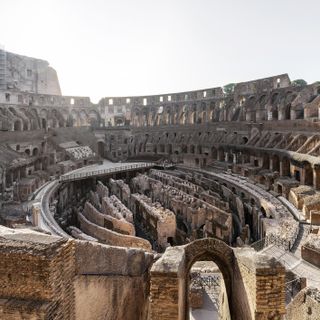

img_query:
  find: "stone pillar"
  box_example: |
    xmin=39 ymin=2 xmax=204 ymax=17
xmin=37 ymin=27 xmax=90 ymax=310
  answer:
xmin=150 ymin=247 xmax=185 ymax=320
xmin=269 ymin=158 xmax=273 ymax=171
xmin=53 ymin=150 xmax=57 ymax=164
xmin=255 ymin=260 xmax=286 ymax=320
xmin=233 ymin=153 xmax=237 ymax=164
xmin=313 ymin=167 xmax=320 ymax=190
xmin=31 ymin=203 xmax=41 ymax=226
xmin=301 ymin=168 xmax=306 ymax=185
xmin=236 ymin=250 xmax=286 ymax=320
xmin=217 ymin=150 xmax=224 ymax=161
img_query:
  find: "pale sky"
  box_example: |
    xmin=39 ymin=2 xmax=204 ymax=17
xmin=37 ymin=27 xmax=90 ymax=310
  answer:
xmin=1 ymin=0 xmax=320 ymax=102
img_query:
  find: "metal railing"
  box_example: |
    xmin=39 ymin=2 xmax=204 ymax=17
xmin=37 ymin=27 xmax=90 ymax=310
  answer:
xmin=59 ymin=162 xmax=156 ymax=182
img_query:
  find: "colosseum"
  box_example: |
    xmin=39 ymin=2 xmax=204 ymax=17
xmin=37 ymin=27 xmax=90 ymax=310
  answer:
xmin=0 ymin=49 xmax=320 ymax=320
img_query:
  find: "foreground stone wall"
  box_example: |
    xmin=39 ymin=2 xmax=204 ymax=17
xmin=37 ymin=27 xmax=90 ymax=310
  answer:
xmin=0 ymin=227 xmax=75 ymax=320
xmin=74 ymin=240 xmax=153 ymax=320
xmin=0 ymin=227 xmax=154 ymax=320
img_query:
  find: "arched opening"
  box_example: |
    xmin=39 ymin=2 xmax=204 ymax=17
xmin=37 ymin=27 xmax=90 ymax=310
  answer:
xmin=32 ymin=148 xmax=39 ymax=157
xmin=41 ymin=118 xmax=47 ymax=129
xmin=304 ymin=163 xmax=313 ymax=186
xmin=242 ymin=136 xmax=248 ymax=145
xmin=272 ymin=108 xmax=279 ymax=120
xmin=188 ymin=261 xmax=228 ymax=319
xmin=211 ymin=147 xmax=217 ymax=159
xmin=262 ymin=154 xmax=270 ymax=169
xmin=282 ymin=157 xmax=291 ymax=177
xmin=285 ymin=104 xmax=291 ymax=120
xmin=25 ymin=149 xmax=31 ymax=156
xmin=272 ymin=154 xmax=280 ymax=172
xmin=14 ymin=120 xmax=22 ymax=131
xmin=184 ymin=239 xmax=234 ymax=320
xmin=97 ymin=141 xmax=105 ymax=157
xmin=116 ymin=118 xmax=124 ymax=126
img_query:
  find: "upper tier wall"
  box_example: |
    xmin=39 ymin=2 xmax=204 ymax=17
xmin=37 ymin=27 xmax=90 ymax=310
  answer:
xmin=2 ymin=51 xmax=61 ymax=95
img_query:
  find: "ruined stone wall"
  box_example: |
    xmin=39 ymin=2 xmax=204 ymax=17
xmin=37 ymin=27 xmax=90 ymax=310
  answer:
xmin=285 ymin=288 xmax=320 ymax=320
xmin=0 ymin=227 xmax=154 ymax=320
xmin=301 ymin=233 xmax=320 ymax=268
xmin=5 ymin=51 xmax=61 ymax=95
xmin=132 ymin=173 xmax=232 ymax=243
xmin=83 ymin=201 xmax=135 ymax=235
xmin=109 ymin=178 xmax=131 ymax=207
xmin=131 ymin=193 xmax=176 ymax=250
xmin=101 ymin=194 xmax=133 ymax=223
xmin=96 ymin=180 xmax=109 ymax=201
xmin=77 ymin=209 xmax=151 ymax=251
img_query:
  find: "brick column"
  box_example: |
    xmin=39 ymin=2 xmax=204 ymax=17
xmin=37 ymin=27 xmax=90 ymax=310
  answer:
xmin=149 ymin=247 xmax=186 ymax=320
xmin=255 ymin=261 xmax=286 ymax=319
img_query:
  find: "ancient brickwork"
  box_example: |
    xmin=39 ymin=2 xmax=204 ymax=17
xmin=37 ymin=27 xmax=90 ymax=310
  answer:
xmin=101 ymin=195 xmax=133 ymax=223
xmin=132 ymin=173 xmax=232 ymax=243
xmin=286 ymin=288 xmax=320 ymax=320
xmin=0 ymin=228 xmax=75 ymax=320
xmin=96 ymin=180 xmax=109 ymax=201
xmin=83 ymin=201 xmax=135 ymax=235
xmin=150 ymin=238 xmax=286 ymax=320
xmin=131 ymin=193 xmax=176 ymax=250
xmin=77 ymin=209 xmax=151 ymax=251
xmin=109 ymin=178 xmax=131 ymax=208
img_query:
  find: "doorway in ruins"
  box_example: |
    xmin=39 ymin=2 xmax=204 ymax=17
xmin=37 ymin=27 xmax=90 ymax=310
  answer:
xmin=97 ymin=141 xmax=105 ymax=157
xmin=188 ymin=260 xmax=231 ymax=320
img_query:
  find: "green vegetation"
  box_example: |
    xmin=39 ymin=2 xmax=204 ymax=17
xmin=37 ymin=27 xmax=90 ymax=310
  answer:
xmin=223 ymin=83 xmax=236 ymax=95
xmin=291 ymin=79 xmax=307 ymax=87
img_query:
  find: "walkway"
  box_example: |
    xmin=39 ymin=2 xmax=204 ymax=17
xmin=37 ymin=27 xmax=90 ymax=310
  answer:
xmin=190 ymin=291 xmax=219 ymax=320
xmin=261 ymin=245 xmax=320 ymax=289
xmin=59 ymin=160 xmax=155 ymax=182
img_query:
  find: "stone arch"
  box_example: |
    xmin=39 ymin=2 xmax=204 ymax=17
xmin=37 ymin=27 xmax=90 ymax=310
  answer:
xmin=211 ymin=146 xmax=217 ymax=159
xmin=51 ymin=109 xmax=64 ymax=128
xmin=41 ymin=118 xmax=47 ymax=130
xmin=70 ymin=110 xmax=78 ymax=127
xmin=88 ymin=110 xmax=100 ymax=127
xmin=14 ymin=120 xmax=23 ymax=131
xmin=79 ymin=110 xmax=89 ymax=126
xmin=32 ymin=148 xmax=39 ymax=157
xmin=149 ymin=238 xmax=259 ymax=320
